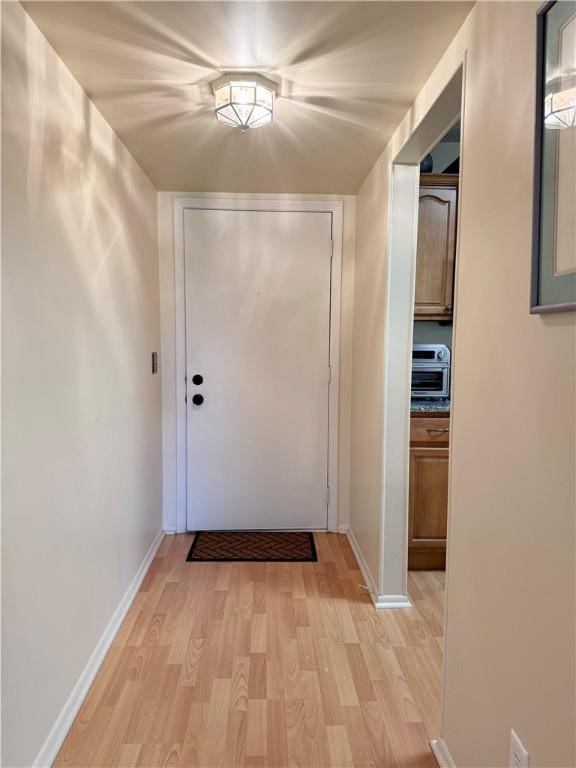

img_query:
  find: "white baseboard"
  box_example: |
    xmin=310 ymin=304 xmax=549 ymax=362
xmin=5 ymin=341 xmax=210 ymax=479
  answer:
xmin=373 ymin=593 xmax=412 ymax=608
xmin=345 ymin=527 xmax=411 ymax=609
xmin=33 ymin=529 xmax=165 ymax=768
xmin=345 ymin=526 xmax=378 ymax=596
xmin=337 ymin=523 xmax=349 ymax=534
xmin=431 ymin=738 xmax=457 ymax=768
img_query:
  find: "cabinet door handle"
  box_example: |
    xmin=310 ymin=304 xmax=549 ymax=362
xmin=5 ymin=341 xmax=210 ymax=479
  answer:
xmin=426 ymin=427 xmax=449 ymax=433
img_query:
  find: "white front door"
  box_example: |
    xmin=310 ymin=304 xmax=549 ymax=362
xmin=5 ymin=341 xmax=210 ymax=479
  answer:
xmin=184 ymin=208 xmax=333 ymax=530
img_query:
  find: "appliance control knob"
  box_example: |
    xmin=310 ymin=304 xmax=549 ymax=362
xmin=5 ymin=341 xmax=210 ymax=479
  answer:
xmin=437 ymin=349 xmax=447 ymax=361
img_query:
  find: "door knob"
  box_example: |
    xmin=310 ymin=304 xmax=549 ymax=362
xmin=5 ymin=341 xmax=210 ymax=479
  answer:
xmin=192 ymin=394 xmax=204 ymax=406
xmin=192 ymin=374 xmax=204 ymax=385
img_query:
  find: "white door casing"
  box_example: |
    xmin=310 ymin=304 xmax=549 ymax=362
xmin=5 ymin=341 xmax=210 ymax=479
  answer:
xmin=173 ymin=199 xmax=343 ymax=533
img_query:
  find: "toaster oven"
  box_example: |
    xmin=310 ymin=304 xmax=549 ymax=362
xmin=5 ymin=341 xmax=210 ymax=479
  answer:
xmin=411 ymin=344 xmax=451 ymax=399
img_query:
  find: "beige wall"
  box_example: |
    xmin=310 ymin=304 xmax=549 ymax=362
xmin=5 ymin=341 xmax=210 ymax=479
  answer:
xmin=157 ymin=192 xmax=356 ymax=534
xmin=441 ymin=4 xmax=575 ymax=765
xmin=351 ymin=2 xmax=575 ymax=765
xmin=1 ymin=5 xmax=163 ymax=766
xmin=349 ymin=149 xmax=391 ymax=586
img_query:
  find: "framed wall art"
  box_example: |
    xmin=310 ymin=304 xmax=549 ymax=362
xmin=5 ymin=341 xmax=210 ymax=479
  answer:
xmin=532 ymin=1 xmax=576 ymax=313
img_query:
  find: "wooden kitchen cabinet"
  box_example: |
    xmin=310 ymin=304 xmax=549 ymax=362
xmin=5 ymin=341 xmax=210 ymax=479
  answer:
xmin=408 ymin=415 xmax=449 ymax=570
xmin=414 ymin=174 xmax=458 ymax=321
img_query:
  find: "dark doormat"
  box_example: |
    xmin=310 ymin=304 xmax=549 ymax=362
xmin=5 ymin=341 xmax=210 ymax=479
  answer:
xmin=186 ymin=531 xmax=317 ymax=562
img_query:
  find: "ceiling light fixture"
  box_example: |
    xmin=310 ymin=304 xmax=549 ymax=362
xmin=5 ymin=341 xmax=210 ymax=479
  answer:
xmin=544 ymin=75 xmax=576 ymax=128
xmin=544 ymin=85 xmax=576 ymax=128
xmin=212 ymin=73 xmax=276 ymax=131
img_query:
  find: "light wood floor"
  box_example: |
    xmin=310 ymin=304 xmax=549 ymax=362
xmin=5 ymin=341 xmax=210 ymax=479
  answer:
xmin=55 ymin=533 xmax=445 ymax=767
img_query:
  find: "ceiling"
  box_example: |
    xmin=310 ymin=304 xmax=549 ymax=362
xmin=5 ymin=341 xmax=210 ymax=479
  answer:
xmin=23 ymin=1 xmax=473 ymax=194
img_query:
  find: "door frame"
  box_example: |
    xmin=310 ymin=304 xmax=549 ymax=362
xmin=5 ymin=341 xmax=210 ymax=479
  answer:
xmin=374 ymin=65 xmax=465 ymax=603
xmin=173 ymin=197 xmax=343 ymax=533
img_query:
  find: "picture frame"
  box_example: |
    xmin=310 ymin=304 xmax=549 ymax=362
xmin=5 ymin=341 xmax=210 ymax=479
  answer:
xmin=531 ymin=0 xmax=576 ymax=314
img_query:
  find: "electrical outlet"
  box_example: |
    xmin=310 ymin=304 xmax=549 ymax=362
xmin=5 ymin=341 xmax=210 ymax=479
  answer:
xmin=509 ymin=729 xmax=530 ymax=768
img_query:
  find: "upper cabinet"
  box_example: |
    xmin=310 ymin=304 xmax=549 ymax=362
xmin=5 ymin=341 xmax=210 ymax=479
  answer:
xmin=414 ymin=174 xmax=458 ymax=321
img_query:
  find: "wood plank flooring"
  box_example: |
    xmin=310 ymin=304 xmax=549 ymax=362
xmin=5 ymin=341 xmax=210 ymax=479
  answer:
xmin=55 ymin=534 xmax=445 ymax=767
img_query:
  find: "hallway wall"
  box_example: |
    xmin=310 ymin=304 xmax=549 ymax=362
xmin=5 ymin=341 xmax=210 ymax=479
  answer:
xmin=348 ymin=156 xmax=391 ymax=592
xmin=351 ymin=2 xmax=575 ymax=765
xmin=1 ymin=4 xmax=163 ymax=765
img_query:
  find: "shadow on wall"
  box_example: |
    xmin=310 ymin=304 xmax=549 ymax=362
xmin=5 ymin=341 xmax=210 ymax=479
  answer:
xmin=7 ymin=5 xmax=157 ymax=379
xmin=2 ymin=5 xmax=162 ymax=766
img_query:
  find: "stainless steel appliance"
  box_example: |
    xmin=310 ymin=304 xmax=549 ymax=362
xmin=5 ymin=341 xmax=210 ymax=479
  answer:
xmin=411 ymin=344 xmax=451 ymax=399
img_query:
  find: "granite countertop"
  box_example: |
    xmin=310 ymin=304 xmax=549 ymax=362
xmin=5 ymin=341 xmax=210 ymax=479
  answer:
xmin=410 ymin=399 xmax=451 ymax=414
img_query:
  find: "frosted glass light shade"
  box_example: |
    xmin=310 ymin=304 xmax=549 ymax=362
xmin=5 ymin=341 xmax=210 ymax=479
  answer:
xmin=544 ymin=86 xmax=576 ymax=129
xmin=212 ymin=74 xmax=276 ymax=130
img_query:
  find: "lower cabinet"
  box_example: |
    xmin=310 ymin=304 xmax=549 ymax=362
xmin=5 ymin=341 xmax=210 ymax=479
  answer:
xmin=408 ymin=417 xmax=449 ymax=569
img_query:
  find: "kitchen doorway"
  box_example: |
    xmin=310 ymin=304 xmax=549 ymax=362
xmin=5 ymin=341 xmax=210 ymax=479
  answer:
xmin=173 ymin=199 xmax=343 ymax=533
xmin=376 ymin=66 xmax=464 ymax=604
xmin=408 ymin=128 xmax=460 ymax=572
